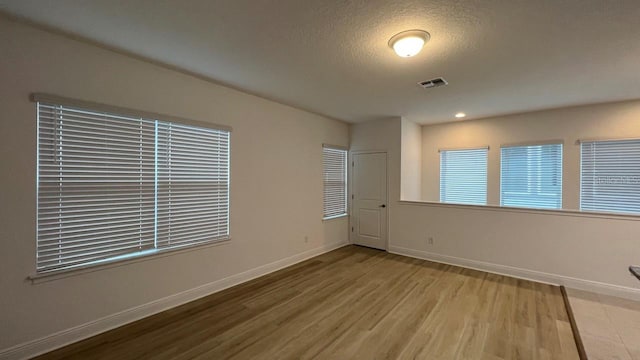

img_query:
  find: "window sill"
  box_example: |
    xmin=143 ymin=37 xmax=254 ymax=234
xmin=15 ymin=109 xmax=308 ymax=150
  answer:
xmin=397 ymin=200 xmax=640 ymax=221
xmin=323 ymin=214 xmax=349 ymax=221
xmin=28 ymin=237 xmax=231 ymax=284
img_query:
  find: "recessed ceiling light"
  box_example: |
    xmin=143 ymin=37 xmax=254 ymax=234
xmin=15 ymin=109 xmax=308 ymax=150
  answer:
xmin=388 ymin=30 xmax=430 ymax=58
xmin=455 ymin=112 xmax=466 ymax=118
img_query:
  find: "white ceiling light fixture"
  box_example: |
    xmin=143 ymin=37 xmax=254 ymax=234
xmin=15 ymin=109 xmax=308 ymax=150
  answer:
xmin=388 ymin=30 xmax=430 ymax=58
xmin=455 ymin=112 xmax=466 ymax=118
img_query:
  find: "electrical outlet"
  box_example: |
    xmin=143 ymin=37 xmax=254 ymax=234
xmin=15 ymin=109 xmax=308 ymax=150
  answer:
xmin=427 ymin=237 xmax=434 ymax=245
xmin=304 ymin=236 xmax=309 ymax=243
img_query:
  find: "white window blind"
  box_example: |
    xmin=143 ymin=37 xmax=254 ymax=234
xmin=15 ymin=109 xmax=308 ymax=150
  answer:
xmin=581 ymin=139 xmax=640 ymax=214
xmin=323 ymin=146 xmax=347 ymax=218
xmin=500 ymin=143 xmax=563 ymax=209
xmin=156 ymin=122 xmax=230 ymax=248
xmin=37 ymin=101 xmax=230 ymax=273
xmin=440 ymin=148 xmax=488 ymax=205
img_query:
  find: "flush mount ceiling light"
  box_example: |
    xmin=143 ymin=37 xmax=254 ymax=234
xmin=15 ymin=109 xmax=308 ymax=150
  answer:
xmin=455 ymin=112 xmax=466 ymax=118
xmin=388 ymin=30 xmax=430 ymax=57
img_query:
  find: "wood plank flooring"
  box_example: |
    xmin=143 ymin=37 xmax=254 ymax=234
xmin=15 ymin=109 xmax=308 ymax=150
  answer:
xmin=35 ymin=245 xmax=579 ymax=360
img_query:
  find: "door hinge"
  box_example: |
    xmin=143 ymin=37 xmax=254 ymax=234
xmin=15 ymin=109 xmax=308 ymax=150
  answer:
xmin=351 ymin=226 xmax=354 ymax=232
xmin=351 ymin=194 xmax=354 ymax=200
xmin=352 ymin=161 xmax=354 ymax=167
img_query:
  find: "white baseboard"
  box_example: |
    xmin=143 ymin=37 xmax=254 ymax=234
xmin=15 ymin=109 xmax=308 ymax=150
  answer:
xmin=0 ymin=241 xmax=348 ymax=360
xmin=389 ymin=245 xmax=640 ymax=302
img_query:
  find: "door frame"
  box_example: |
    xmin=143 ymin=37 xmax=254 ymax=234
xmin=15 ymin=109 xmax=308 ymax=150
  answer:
xmin=348 ymin=150 xmax=389 ymax=250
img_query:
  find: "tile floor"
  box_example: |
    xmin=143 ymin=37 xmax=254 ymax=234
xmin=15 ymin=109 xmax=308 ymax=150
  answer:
xmin=566 ymin=288 xmax=640 ymax=360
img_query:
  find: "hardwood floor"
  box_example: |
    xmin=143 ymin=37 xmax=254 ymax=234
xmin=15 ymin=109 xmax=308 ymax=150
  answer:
xmin=35 ymin=246 xmax=579 ymax=360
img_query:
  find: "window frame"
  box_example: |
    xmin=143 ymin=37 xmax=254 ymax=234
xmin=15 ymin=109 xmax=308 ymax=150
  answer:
xmin=33 ymin=93 xmax=232 ymax=276
xmin=579 ymin=137 xmax=640 ymax=215
xmin=439 ymin=146 xmax=489 ymax=206
xmin=499 ymin=142 xmax=563 ymax=210
xmin=322 ymin=144 xmax=348 ymax=220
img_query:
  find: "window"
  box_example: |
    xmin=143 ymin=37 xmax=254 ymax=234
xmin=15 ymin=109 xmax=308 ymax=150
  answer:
xmin=440 ymin=148 xmax=488 ymax=205
xmin=36 ymin=99 xmax=230 ymax=273
xmin=323 ymin=146 xmax=347 ymax=219
xmin=580 ymin=139 xmax=640 ymax=214
xmin=500 ymin=143 xmax=563 ymax=209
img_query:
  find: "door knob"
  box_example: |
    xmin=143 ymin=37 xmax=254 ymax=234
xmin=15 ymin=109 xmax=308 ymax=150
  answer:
xmin=380 ymin=204 xmax=386 ymax=208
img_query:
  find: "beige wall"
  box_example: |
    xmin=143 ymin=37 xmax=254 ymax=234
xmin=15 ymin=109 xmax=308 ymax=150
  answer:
xmin=421 ymin=101 xmax=640 ymax=208
xmin=0 ymin=17 xmax=349 ymax=354
xmin=400 ymin=118 xmax=422 ymax=201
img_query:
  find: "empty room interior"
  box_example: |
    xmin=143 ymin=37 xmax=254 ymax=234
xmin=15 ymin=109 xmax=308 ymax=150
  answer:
xmin=1 ymin=1 xmax=640 ymax=359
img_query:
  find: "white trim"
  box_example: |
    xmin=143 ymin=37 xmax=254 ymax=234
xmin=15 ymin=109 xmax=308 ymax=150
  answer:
xmin=389 ymin=245 xmax=640 ymax=302
xmin=398 ymin=200 xmax=640 ymax=221
xmin=438 ymin=145 xmax=490 ymax=153
xmin=29 ymin=238 xmax=232 ymax=283
xmin=576 ymin=136 xmax=640 ymax=144
xmin=0 ymin=241 xmax=348 ymax=360
xmin=31 ymin=93 xmax=232 ymax=132
xmin=322 ymin=214 xmax=349 ymax=221
xmin=322 ymin=143 xmax=348 ymax=151
xmin=501 ymin=139 xmax=564 ymax=148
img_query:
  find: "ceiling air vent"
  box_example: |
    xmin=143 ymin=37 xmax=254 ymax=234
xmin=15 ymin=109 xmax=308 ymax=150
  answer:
xmin=418 ymin=77 xmax=448 ymax=89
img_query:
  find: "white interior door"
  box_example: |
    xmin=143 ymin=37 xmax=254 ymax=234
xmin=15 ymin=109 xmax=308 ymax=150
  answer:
xmin=351 ymin=152 xmax=387 ymax=250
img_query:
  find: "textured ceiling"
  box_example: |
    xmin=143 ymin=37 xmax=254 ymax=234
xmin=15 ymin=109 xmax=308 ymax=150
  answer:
xmin=1 ymin=0 xmax=640 ymax=124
